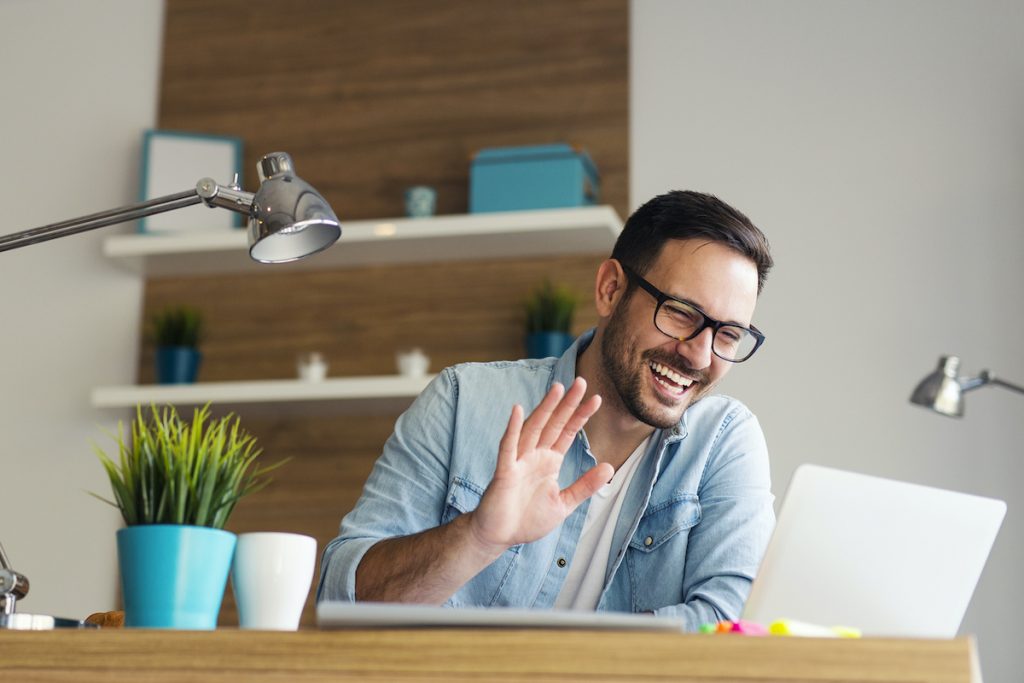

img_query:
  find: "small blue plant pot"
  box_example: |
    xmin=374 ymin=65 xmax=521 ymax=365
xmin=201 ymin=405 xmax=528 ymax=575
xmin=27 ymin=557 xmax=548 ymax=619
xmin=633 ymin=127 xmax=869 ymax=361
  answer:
xmin=156 ymin=346 xmax=201 ymax=384
xmin=525 ymin=332 xmax=575 ymax=359
xmin=117 ymin=525 xmax=236 ymax=629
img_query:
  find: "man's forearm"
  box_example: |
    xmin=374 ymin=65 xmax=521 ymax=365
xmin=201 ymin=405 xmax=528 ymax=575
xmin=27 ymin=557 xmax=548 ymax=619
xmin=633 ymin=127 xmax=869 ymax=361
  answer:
xmin=355 ymin=512 xmax=506 ymax=604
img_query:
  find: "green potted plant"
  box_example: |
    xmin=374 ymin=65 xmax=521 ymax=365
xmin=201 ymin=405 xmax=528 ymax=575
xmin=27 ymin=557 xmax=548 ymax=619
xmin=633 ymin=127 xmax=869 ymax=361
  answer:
xmin=92 ymin=404 xmax=280 ymax=629
xmin=524 ymin=280 xmax=577 ymax=358
xmin=151 ymin=305 xmax=203 ymax=384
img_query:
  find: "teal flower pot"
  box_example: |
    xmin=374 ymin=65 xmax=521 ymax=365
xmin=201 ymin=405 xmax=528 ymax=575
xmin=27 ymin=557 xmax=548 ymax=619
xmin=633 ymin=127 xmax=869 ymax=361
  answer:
xmin=117 ymin=525 xmax=236 ymax=629
xmin=525 ymin=331 xmax=575 ymax=359
xmin=156 ymin=346 xmax=201 ymax=384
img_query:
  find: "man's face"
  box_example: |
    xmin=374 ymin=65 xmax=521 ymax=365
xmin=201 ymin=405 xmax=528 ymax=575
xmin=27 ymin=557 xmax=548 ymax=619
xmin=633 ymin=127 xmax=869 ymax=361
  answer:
xmin=598 ymin=239 xmax=759 ymax=429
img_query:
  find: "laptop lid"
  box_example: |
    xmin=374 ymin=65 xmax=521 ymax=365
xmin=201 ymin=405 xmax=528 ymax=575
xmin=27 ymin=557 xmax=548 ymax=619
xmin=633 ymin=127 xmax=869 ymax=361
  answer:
xmin=741 ymin=464 xmax=1005 ymax=637
xmin=317 ymin=601 xmax=687 ymax=631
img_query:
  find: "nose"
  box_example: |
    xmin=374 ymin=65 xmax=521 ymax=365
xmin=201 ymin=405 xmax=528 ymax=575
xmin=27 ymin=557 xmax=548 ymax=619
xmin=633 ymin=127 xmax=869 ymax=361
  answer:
xmin=675 ymin=328 xmax=714 ymax=370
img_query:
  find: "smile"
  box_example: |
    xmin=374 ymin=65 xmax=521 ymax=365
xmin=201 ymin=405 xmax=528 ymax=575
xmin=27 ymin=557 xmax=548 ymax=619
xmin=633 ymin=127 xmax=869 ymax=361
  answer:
xmin=648 ymin=361 xmax=695 ymax=398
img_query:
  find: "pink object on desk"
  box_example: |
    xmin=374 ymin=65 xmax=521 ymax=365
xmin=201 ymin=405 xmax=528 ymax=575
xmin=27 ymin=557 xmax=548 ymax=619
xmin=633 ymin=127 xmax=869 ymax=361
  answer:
xmin=731 ymin=620 xmax=769 ymax=636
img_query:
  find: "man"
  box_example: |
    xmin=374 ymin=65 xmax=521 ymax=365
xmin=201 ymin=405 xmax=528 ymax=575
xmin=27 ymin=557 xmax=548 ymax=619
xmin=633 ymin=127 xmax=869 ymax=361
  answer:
xmin=318 ymin=190 xmax=775 ymax=629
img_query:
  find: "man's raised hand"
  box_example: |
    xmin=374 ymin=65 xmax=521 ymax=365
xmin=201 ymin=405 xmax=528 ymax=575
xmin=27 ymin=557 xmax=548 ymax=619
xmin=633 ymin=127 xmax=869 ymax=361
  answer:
xmin=467 ymin=377 xmax=614 ymax=554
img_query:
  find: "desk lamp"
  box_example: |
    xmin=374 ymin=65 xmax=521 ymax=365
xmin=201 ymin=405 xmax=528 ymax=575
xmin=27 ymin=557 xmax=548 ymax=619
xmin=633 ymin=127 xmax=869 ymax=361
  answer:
xmin=0 ymin=151 xmax=341 ymax=629
xmin=910 ymin=355 xmax=1024 ymax=417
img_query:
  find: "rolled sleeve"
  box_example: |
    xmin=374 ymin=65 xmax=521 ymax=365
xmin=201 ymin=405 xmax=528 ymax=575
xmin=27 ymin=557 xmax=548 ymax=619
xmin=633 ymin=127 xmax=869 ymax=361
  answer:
xmin=317 ymin=368 xmax=459 ymax=602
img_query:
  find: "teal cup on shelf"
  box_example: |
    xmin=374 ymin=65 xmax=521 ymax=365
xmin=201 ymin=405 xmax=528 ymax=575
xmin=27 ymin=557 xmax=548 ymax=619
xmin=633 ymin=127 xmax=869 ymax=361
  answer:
xmin=404 ymin=185 xmax=437 ymax=218
xmin=117 ymin=525 xmax=236 ymax=629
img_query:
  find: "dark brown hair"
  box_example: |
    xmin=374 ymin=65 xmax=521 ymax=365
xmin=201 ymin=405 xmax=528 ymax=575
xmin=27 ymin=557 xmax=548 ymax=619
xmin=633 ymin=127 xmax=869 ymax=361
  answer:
xmin=611 ymin=190 xmax=773 ymax=294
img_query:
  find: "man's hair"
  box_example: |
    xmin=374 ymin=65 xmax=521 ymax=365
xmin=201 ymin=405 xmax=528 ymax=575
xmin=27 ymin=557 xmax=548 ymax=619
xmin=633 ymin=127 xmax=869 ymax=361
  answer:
xmin=610 ymin=190 xmax=773 ymax=294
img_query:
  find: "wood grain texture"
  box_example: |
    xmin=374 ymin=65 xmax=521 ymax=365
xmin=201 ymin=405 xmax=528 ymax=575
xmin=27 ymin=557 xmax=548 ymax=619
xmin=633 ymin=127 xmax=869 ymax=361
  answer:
xmin=159 ymin=0 xmax=629 ymax=220
xmin=0 ymin=630 xmax=981 ymax=683
xmin=153 ymin=0 xmax=627 ymax=627
xmin=140 ymin=254 xmax=604 ymax=383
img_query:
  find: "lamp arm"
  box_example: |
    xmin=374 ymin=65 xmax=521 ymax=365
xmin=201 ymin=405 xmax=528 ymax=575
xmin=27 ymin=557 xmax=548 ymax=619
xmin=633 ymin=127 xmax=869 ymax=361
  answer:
xmin=959 ymin=373 xmax=990 ymax=393
xmin=195 ymin=177 xmax=255 ymax=216
xmin=0 ymin=177 xmax=257 ymax=254
xmin=0 ymin=188 xmax=202 ymax=253
xmin=988 ymin=375 xmax=1024 ymax=396
xmin=962 ymin=370 xmax=1024 ymax=396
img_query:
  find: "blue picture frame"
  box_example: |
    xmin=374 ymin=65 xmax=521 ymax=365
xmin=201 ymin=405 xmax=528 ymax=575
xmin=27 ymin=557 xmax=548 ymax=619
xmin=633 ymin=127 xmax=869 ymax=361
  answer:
xmin=139 ymin=129 xmax=244 ymax=234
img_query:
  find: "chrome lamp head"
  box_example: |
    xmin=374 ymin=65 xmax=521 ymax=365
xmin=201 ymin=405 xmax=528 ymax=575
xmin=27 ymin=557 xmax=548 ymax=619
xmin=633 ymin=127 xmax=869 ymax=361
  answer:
xmin=910 ymin=355 xmax=1024 ymax=418
xmin=196 ymin=152 xmax=340 ymax=263
xmin=910 ymin=356 xmax=970 ymax=417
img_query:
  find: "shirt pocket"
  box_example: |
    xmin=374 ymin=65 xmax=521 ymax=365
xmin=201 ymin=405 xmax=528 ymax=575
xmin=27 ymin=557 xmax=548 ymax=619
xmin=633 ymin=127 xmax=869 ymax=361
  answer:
xmin=439 ymin=476 xmax=523 ymax=606
xmin=441 ymin=476 xmax=486 ymax=524
xmin=629 ymin=493 xmax=702 ymax=553
xmin=441 ymin=477 xmax=524 ymax=557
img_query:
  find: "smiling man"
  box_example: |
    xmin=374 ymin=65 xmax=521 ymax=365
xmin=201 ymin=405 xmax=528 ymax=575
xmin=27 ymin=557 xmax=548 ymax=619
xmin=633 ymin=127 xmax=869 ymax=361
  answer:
xmin=318 ymin=190 xmax=775 ymax=629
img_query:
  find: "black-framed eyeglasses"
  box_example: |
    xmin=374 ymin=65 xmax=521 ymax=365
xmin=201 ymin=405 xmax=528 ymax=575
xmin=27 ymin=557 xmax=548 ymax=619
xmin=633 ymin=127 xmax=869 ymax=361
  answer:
xmin=621 ymin=265 xmax=765 ymax=363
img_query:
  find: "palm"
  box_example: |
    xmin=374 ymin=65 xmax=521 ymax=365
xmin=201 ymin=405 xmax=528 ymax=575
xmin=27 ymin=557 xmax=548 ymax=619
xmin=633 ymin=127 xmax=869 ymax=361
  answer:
xmin=470 ymin=379 xmax=613 ymax=550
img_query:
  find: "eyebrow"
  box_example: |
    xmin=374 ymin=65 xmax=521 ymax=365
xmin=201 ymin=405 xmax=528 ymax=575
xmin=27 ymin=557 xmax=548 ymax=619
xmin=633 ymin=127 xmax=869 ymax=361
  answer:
xmin=625 ymin=264 xmax=751 ymax=328
xmin=664 ymin=291 xmax=749 ymax=328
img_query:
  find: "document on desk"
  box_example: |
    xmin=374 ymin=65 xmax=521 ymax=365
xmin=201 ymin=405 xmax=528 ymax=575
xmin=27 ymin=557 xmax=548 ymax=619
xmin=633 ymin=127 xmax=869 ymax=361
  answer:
xmin=317 ymin=601 xmax=688 ymax=631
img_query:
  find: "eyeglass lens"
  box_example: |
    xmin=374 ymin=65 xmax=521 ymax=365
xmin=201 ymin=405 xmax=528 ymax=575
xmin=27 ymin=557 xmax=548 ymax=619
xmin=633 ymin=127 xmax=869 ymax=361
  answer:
xmin=655 ymin=299 xmax=758 ymax=361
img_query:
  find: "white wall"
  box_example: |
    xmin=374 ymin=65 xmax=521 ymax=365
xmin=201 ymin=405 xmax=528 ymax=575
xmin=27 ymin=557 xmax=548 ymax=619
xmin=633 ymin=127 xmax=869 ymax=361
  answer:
xmin=632 ymin=1 xmax=1024 ymax=680
xmin=0 ymin=0 xmax=163 ymax=619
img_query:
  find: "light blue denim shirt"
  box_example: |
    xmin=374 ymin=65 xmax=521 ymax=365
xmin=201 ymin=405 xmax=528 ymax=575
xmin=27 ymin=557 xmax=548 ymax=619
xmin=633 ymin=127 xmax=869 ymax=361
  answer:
xmin=318 ymin=329 xmax=775 ymax=630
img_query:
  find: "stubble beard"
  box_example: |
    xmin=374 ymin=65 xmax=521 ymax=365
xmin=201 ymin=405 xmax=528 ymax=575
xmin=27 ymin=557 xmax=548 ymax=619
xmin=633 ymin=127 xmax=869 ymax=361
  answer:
xmin=599 ymin=302 xmax=711 ymax=430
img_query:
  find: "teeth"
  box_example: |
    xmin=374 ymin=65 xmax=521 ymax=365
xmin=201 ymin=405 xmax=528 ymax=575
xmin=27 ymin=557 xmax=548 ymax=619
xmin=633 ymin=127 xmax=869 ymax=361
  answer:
xmin=650 ymin=362 xmax=693 ymax=387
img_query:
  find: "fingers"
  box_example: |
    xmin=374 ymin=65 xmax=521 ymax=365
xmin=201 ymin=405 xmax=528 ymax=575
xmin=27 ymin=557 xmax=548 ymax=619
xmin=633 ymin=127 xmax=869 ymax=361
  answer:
xmin=536 ymin=378 xmax=589 ymax=450
xmin=515 ymin=377 xmax=601 ymax=463
xmin=517 ymin=381 xmax=566 ymax=453
xmin=560 ymin=462 xmax=615 ymax=511
xmin=550 ymin=394 xmax=601 ymax=454
xmin=495 ymin=404 xmax=524 ymax=474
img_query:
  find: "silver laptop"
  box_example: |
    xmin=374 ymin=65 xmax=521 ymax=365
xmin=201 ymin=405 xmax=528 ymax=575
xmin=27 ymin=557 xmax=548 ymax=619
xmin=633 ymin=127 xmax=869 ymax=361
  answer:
xmin=317 ymin=601 xmax=687 ymax=631
xmin=741 ymin=464 xmax=1006 ymax=637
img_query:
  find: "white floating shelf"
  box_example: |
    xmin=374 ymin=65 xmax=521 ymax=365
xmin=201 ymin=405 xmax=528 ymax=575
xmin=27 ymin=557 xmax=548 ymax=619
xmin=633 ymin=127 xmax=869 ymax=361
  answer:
xmin=91 ymin=375 xmax=435 ymax=416
xmin=104 ymin=206 xmax=622 ymax=276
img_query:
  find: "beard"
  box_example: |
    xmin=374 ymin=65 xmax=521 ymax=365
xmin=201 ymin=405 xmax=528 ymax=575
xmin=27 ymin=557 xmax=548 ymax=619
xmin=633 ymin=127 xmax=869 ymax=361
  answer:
xmin=599 ymin=298 xmax=711 ymax=429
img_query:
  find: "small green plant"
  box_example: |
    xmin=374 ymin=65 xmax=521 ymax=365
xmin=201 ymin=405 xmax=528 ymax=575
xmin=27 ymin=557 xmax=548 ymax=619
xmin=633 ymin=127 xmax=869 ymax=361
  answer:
xmin=525 ymin=280 xmax=577 ymax=334
xmin=151 ymin=306 xmax=203 ymax=348
xmin=92 ymin=404 xmax=283 ymax=528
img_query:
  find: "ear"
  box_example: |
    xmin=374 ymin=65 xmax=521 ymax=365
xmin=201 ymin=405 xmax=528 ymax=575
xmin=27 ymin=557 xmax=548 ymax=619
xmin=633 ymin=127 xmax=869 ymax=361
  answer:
xmin=594 ymin=259 xmax=627 ymax=317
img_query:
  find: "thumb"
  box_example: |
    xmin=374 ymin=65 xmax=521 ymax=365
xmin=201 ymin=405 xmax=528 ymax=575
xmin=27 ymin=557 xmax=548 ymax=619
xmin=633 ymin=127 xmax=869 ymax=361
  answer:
xmin=559 ymin=462 xmax=614 ymax=511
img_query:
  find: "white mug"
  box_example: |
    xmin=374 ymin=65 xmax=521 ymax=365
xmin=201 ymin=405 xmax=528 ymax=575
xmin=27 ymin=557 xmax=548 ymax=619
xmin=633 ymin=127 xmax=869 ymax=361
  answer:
xmin=396 ymin=347 xmax=430 ymax=377
xmin=231 ymin=532 xmax=317 ymax=630
xmin=297 ymin=352 xmax=327 ymax=382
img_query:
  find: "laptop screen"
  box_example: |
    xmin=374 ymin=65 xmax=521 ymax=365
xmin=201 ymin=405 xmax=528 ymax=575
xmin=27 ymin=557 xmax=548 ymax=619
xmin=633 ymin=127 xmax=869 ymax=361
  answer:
xmin=741 ymin=464 xmax=1005 ymax=637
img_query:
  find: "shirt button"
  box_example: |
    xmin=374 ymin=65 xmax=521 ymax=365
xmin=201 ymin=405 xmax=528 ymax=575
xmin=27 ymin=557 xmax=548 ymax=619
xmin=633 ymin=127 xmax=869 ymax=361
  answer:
xmin=557 ymin=557 xmax=567 ymax=568
xmin=644 ymin=536 xmax=654 ymax=547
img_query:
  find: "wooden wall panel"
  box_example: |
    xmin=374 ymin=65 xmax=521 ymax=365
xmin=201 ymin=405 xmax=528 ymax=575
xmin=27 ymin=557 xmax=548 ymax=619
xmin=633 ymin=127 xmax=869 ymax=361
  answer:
xmin=159 ymin=0 xmax=629 ymax=220
xmin=140 ymin=255 xmax=604 ymax=384
xmin=154 ymin=0 xmax=627 ymax=626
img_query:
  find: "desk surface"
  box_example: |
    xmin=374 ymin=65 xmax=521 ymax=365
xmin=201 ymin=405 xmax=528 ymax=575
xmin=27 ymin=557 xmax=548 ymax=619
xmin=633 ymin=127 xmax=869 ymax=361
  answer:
xmin=0 ymin=628 xmax=981 ymax=683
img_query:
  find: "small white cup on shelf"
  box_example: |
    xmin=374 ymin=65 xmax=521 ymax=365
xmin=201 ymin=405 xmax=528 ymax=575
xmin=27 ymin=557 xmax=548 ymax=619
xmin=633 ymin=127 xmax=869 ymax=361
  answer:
xmin=297 ymin=352 xmax=327 ymax=382
xmin=396 ymin=348 xmax=430 ymax=377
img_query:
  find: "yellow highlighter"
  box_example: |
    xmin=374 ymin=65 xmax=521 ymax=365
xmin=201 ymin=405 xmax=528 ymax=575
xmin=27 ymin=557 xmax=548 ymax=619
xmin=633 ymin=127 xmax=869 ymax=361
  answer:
xmin=769 ymin=619 xmax=861 ymax=638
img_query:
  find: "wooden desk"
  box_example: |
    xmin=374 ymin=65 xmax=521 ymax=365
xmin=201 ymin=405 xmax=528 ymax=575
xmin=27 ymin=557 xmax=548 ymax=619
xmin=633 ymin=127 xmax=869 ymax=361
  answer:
xmin=0 ymin=629 xmax=981 ymax=682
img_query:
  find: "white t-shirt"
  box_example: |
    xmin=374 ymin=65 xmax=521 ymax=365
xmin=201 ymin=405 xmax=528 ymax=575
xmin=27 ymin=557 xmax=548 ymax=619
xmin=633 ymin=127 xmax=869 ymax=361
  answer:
xmin=553 ymin=437 xmax=649 ymax=610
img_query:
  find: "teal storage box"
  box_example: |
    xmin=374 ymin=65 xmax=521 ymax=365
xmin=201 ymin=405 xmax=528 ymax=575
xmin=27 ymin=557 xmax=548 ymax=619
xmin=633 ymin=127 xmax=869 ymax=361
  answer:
xmin=470 ymin=143 xmax=600 ymax=213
